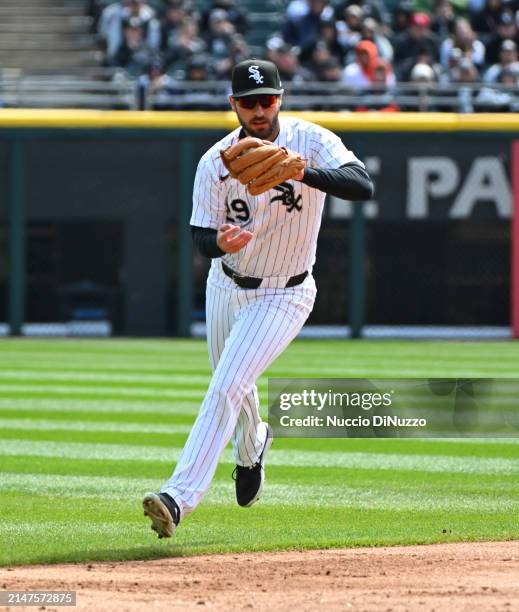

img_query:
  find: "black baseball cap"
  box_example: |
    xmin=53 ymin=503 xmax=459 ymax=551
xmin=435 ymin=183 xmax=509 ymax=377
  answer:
xmin=231 ymin=59 xmax=284 ymax=97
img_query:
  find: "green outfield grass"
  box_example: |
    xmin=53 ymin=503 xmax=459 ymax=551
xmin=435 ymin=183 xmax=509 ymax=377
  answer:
xmin=1 ymin=339 xmax=519 ymax=566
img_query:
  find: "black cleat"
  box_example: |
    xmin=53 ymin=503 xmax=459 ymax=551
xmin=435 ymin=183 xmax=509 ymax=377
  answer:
xmin=142 ymin=492 xmax=180 ymax=539
xmin=233 ymin=423 xmax=273 ymax=508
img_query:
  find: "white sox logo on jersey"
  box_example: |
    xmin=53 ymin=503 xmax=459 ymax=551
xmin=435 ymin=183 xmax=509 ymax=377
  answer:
xmin=271 ymin=183 xmax=302 ymax=212
xmin=248 ymin=65 xmax=264 ymax=84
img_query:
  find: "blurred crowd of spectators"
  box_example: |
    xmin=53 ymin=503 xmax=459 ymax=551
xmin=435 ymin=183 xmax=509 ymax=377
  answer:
xmin=91 ymin=0 xmax=250 ymax=80
xmin=89 ymin=0 xmax=519 ymax=109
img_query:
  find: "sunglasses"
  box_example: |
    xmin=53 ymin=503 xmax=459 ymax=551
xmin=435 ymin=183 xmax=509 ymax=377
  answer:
xmin=235 ymin=94 xmax=279 ymax=109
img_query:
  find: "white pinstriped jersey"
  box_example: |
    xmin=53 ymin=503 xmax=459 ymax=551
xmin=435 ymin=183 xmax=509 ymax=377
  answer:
xmin=190 ymin=116 xmax=360 ymax=278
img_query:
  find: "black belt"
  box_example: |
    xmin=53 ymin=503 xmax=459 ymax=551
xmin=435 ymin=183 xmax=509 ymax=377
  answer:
xmin=222 ymin=262 xmax=308 ymax=289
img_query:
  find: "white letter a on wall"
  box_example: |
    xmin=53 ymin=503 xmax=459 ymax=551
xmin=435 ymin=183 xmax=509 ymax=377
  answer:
xmin=450 ymin=157 xmax=511 ymax=219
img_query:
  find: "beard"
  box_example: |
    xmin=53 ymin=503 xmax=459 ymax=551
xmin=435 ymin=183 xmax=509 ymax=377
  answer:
xmin=238 ymin=112 xmax=280 ymax=141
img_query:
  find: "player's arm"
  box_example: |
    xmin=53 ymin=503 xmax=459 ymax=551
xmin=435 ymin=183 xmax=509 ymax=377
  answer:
xmin=299 ymin=162 xmax=374 ymax=201
xmin=190 ymin=152 xmax=253 ymax=257
xmin=191 ymin=224 xmax=253 ymax=257
xmin=297 ymin=128 xmax=375 ymax=201
xmin=191 ymin=226 xmax=224 ymax=258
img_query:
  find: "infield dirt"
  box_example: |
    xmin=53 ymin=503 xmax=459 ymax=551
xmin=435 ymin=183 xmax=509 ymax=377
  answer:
xmin=1 ymin=541 xmax=518 ymax=611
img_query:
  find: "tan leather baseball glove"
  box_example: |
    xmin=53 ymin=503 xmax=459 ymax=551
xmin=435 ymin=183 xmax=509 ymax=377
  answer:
xmin=220 ymin=136 xmax=305 ymax=196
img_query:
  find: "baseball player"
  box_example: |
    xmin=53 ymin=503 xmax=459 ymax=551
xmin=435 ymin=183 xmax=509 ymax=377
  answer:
xmin=143 ymin=59 xmax=374 ymax=538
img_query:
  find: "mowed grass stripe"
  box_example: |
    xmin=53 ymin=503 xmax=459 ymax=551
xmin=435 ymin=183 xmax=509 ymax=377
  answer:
xmin=2 ymin=439 xmax=519 ymax=473
xmin=1 ymin=361 xmax=519 ymax=376
xmin=2 ymin=359 xmax=518 ymax=378
xmin=0 ymin=385 xmax=204 ymax=399
xmin=5 ymin=454 xmax=519 ymax=491
xmin=0 ymin=426 xmax=519 ymax=460
xmin=3 ymin=357 xmax=517 ymax=377
xmin=0 ymin=392 xmax=194 ymax=403
xmin=0 ymin=398 xmax=200 ymax=415
xmin=2 ymin=472 xmax=518 ymax=513
xmin=1 ymin=383 xmax=518 ymax=410
xmin=0 ymin=359 xmax=211 ymax=374
xmin=0 ymin=410 xmax=196 ymax=427
xmin=3 ymin=424 xmax=519 ymax=457
xmin=0 ymin=409 xmax=198 ymax=424
xmin=0 ymin=339 xmax=518 ymax=360
xmin=0 ymin=419 xmax=193 ymax=435
xmin=273 ymin=366 xmax=519 ymax=376
xmin=0 ymin=378 xmax=210 ymax=390
xmin=0 ymin=338 xmax=207 ymax=355
xmin=0 ymin=453 xmax=519 ymax=480
xmin=0 ymin=371 xmax=212 ymax=385
xmin=0 ymin=428 xmax=188 ymax=447
xmin=3 ymin=403 xmax=519 ymax=437
xmin=2 ymin=351 xmax=518 ymax=368
xmin=1 ymin=341 xmax=519 ymax=375
xmin=2 ymin=410 xmax=519 ymax=445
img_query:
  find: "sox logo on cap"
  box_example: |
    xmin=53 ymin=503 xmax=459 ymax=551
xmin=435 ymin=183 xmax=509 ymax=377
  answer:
xmin=248 ymin=65 xmax=264 ymax=84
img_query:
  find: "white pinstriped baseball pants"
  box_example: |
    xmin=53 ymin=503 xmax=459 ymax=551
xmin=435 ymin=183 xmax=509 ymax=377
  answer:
xmin=161 ymin=260 xmax=316 ymax=518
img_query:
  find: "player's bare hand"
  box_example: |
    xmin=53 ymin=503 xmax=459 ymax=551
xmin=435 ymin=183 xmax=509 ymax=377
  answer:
xmin=217 ymin=224 xmax=253 ymax=254
xmin=293 ymin=167 xmax=305 ymax=181
xmin=292 ymin=154 xmax=305 ymax=181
